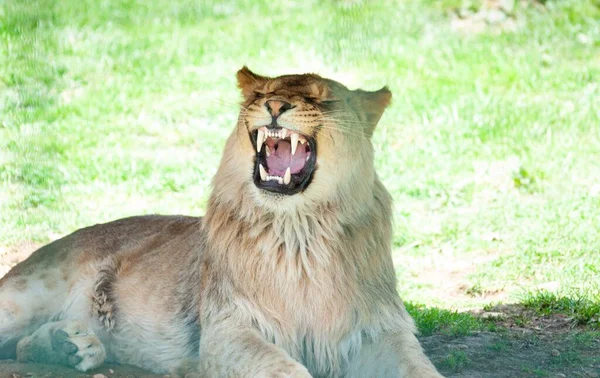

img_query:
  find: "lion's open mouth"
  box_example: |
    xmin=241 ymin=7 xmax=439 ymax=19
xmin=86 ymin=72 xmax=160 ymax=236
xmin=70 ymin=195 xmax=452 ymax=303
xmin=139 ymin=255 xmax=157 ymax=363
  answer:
xmin=252 ymin=126 xmax=316 ymax=195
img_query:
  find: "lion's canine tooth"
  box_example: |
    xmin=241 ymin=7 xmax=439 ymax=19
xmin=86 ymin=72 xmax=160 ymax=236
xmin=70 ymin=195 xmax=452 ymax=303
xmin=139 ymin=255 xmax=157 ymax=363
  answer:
xmin=259 ymin=164 xmax=267 ymax=181
xmin=257 ymin=129 xmax=265 ymax=152
xmin=291 ymin=133 xmax=299 ymax=155
xmin=284 ymin=167 xmax=291 ymax=185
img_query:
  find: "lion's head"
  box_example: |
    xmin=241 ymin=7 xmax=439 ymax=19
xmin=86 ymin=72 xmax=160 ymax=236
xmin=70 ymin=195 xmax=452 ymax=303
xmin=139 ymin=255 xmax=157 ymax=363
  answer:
xmin=212 ymin=67 xmax=391 ymax=212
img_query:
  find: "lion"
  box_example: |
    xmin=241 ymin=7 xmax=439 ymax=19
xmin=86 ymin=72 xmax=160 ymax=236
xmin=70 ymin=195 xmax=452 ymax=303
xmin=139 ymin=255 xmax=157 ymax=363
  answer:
xmin=0 ymin=67 xmax=443 ymax=378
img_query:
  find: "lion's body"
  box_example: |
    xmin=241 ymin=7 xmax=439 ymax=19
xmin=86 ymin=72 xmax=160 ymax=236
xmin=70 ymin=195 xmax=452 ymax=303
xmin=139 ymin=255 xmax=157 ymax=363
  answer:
xmin=0 ymin=69 xmax=443 ymax=377
xmin=0 ymin=215 xmax=202 ymax=372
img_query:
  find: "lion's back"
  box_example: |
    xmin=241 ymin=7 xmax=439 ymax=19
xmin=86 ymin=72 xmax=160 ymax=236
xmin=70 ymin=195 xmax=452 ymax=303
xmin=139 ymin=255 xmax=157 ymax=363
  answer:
xmin=1 ymin=214 xmax=204 ymax=285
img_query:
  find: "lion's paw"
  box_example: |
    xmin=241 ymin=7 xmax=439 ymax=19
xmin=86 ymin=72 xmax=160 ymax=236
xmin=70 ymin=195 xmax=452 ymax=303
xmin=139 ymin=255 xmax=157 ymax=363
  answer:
xmin=51 ymin=320 xmax=106 ymax=372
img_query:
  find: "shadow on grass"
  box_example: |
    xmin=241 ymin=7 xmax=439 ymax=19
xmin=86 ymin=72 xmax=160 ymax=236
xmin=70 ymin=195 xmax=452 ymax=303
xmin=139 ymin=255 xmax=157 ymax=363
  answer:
xmin=410 ymin=295 xmax=600 ymax=377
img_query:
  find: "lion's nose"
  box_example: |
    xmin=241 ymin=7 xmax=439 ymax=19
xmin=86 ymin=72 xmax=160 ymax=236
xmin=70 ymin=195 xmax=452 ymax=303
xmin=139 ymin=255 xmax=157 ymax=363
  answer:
xmin=265 ymin=100 xmax=293 ymax=118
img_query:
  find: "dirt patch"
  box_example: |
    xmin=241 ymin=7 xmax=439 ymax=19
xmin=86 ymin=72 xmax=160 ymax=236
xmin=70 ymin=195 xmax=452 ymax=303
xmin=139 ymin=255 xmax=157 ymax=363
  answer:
xmin=449 ymin=0 xmax=551 ymax=34
xmin=423 ymin=330 xmax=600 ymax=378
xmin=394 ymin=246 xmax=509 ymax=307
xmin=472 ymin=303 xmax=588 ymax=335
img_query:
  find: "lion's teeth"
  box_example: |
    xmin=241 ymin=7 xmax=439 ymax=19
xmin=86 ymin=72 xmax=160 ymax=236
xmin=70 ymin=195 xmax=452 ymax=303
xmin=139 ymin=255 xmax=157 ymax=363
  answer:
xmin=284 ymin=167 xmax=291 ymax=185
xmin=266 ymin=175 xmax=283 ymax=184
xmin=259 ymin=164 xmax=267 ymax=181
xmin=259 ymin=128 xmax=307 ymax=158
xmin=291 ymin=133 xmax=299 ymax=155
xmin=257 ymin=129 xmax=265 ymax=152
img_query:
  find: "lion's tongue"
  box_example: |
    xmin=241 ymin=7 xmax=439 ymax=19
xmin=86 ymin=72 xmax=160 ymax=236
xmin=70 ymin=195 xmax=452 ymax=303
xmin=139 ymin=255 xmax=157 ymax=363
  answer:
xmin=266 ymin=140 xmax=308 ymax=176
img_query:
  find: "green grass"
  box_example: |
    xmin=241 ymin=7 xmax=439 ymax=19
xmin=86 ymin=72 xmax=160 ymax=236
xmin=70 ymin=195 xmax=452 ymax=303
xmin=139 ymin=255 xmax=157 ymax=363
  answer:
xmin=407 ymin=303 xmax=496 ymax=336
xmin=523 ymin=291 xmax=600 ymax=328
xmin=440 ymin=349 xmax=471 ymax=373
xmin=572 ymin=330 xmax=600 ymax=347
xmin=2 ymin=0 xmax=600 ymax=329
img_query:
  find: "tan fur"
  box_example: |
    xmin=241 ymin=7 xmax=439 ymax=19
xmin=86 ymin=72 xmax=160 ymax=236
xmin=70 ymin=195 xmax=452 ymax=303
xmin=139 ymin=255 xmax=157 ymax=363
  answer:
xmin=0 ymin=68 xmax=443 ymax=377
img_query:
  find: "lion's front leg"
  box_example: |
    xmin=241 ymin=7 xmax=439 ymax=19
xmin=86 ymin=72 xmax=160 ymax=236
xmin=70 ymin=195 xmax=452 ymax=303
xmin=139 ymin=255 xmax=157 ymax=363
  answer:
xmin=199 ymin=320 xmax=311 ymax=378
xmin=386 ymin=331 xmax=443 ymax=378
xmin=347 ymin=331 xmax=443 ymax=378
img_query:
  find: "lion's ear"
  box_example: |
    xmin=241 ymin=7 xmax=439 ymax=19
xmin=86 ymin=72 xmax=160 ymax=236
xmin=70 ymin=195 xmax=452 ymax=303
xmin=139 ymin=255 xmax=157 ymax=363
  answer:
xmin=236 ymin=66 xmax=269 ymax=99
xmin=354 ymin=86 xmax=392 ymax=136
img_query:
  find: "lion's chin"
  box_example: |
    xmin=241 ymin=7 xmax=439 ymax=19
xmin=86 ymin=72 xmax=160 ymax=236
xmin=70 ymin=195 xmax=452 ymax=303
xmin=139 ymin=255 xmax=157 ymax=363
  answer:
xmin=251 ymin=126 xmax=317 ymax=195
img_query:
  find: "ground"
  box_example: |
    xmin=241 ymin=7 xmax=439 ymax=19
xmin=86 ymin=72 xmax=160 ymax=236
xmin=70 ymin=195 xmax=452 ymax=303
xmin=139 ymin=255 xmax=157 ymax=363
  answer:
xmin=1 ymin=326 xmax=599 ymax=378
xmin=1 ymin=0 xmax=599 ymax=377
xmin=3 ymin=330 xmax=600 ymax=377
